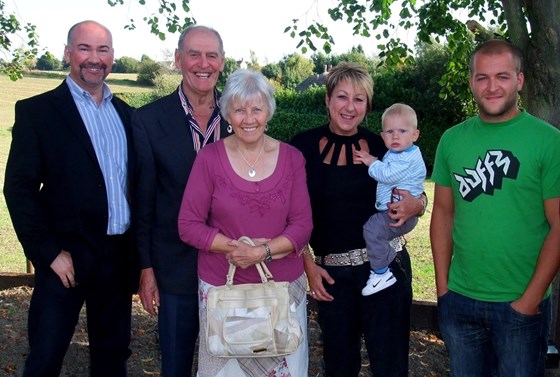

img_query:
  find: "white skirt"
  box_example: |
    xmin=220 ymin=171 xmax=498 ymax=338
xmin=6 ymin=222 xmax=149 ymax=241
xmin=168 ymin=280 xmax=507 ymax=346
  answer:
xmin=197 ymin=273 xmax=308 ymax=377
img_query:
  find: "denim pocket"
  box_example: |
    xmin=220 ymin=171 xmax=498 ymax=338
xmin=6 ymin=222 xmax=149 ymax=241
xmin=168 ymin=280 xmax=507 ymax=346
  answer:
xmin=506 ymin=301 xmax=543 ymax=320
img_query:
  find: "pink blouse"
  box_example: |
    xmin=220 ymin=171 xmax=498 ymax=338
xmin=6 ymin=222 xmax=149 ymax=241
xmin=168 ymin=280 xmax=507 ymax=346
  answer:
xmin=178 ymin=139 xmax=312 ymax=285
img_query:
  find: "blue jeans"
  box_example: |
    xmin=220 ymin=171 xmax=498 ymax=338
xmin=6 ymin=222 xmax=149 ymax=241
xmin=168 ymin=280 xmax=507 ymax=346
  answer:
xmin=158 ymin=291 xmax=199 ymax=377
xmin=438 ymin=290 xmax=551 ymax=377
xmin=317 ymin=249 xmax=412 ymax=377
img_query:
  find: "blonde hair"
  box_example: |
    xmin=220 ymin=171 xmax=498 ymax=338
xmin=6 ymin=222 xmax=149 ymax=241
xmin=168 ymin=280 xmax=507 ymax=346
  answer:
xmin=381 ymin=103 xmax=418 ymax=130
xmin=325 ymin=62 xmax=374 ymax=112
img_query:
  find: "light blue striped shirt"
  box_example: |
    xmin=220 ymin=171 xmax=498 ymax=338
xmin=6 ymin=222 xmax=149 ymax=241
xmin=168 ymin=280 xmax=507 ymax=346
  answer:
xmin=368 ymin=144 xmax=426 ymax=211
xmin=66 ymin=77 xmax=130 ymax=235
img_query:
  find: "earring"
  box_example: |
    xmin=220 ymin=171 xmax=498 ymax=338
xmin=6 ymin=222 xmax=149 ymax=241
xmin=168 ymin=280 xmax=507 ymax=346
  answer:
xmin=227 ymin=124 xmax=233 ymax=134
xmin=265 ymin=123 xmax=269 ymax=132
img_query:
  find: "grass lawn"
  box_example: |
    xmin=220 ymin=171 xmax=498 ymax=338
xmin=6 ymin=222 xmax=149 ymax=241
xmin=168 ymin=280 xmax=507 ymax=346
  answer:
xmin=0 ymin=71 xmax=438 ymax=302
xmin=406 ymin=181 xmax=436 ymax=302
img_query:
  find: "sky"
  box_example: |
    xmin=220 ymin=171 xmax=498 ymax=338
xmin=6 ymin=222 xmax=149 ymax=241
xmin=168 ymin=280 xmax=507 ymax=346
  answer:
xmin=5 ymin=0 xmax=419 ymax=64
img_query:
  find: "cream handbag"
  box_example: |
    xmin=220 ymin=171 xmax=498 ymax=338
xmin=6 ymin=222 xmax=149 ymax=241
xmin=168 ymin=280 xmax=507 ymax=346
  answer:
xmin=206 ymin=237 xmax=303 ymax=358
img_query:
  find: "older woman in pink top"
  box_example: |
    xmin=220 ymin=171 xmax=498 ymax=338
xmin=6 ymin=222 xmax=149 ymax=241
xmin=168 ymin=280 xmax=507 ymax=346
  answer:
xmin=178 ymin=69 xmax=312 ymax=377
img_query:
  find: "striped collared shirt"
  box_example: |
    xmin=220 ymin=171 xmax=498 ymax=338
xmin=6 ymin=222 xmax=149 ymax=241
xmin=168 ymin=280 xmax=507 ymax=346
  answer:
xmin=66 ymin=76 xmax=130 ymax=235
xmin=178 ymin=84 xmax=222 ymax=152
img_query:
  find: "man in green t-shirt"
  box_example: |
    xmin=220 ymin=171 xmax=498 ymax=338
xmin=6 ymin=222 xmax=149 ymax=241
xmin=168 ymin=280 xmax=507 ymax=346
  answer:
xmin=430 ymin=39 xmax=560 ymax=376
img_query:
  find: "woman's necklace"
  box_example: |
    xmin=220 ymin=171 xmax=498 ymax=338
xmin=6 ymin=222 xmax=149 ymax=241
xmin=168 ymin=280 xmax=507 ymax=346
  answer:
xmin=237 ymin=137 xmax=265 ymax=178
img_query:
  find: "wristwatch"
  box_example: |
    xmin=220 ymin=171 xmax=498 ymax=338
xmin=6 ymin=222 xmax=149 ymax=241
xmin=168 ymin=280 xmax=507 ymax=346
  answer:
xmin=263 ymin=243 xmax=272 ymax=263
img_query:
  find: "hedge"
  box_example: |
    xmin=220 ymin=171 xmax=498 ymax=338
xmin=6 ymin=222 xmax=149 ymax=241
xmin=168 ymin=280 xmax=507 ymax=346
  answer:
xmin=116 ymin=85 xmax=460 ymax=173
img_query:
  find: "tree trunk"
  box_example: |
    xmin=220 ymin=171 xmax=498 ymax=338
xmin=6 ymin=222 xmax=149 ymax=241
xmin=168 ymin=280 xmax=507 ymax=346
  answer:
xmin=505 ymin=0 xmax=560 ymax=128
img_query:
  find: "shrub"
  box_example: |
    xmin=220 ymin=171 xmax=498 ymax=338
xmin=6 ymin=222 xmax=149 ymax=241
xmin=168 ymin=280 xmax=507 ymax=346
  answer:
xmin=152 ymin=73 xmax=182 ymax=99
xmin=113 ymin=56 xmax=139 ymax=73
xmin=137 ymin=60 xmax=162 ymax=86
xmin=115 ymin=92 xmax=156 ymax=109
xmin=35 ymin=52 xmax=62 ymax=71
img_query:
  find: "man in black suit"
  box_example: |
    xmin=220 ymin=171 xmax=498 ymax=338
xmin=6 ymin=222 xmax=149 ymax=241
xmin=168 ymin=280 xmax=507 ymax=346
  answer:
xmin=3 ymin=20 xmax=136 ymax=376
xmin=131 ymin=25 xmax=229 ymax=376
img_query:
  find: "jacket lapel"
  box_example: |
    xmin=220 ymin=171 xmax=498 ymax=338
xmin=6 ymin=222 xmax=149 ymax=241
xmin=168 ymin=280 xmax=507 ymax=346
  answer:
xmin=51 ymin=81 xmax=99 ymax=165
xmin=159 ymin=90 xmax=198 ymax=163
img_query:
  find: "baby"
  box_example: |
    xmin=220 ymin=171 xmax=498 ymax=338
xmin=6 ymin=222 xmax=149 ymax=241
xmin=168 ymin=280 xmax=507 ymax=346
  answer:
xmin=354 ymin=103 xmax=426 ymax=295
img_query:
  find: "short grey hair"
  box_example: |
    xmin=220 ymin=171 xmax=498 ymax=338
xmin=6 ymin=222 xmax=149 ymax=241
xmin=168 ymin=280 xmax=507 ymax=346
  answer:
xmin=219 ymin=69 xmax=276 ymax=122
xmin=177 ymin=25 xmax=224 ymax=56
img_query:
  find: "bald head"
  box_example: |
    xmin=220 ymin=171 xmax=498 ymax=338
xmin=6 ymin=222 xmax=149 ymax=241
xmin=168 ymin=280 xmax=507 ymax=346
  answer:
xmin=67 ymin=20 xmax=113 ymax=47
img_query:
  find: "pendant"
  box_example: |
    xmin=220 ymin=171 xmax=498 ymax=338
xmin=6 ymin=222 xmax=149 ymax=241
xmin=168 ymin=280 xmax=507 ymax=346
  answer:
xmin=248 ymin=168 xmax=256 ymax=178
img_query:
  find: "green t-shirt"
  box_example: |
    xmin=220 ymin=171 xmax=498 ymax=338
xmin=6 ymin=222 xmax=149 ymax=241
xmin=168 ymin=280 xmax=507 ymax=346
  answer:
xmin=431 ymin=110 xmax=560 ymax=302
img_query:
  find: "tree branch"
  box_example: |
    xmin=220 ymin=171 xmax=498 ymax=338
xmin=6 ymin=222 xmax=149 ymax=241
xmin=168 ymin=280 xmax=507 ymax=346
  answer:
xmin=466 ymin=20 xmax=498 ymax=43
xmin=501 ymin=0 xmax=530 ymax=51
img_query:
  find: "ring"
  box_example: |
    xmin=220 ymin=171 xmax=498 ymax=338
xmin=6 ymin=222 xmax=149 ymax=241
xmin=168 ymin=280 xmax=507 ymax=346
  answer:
xmin=311 ymin=291 xmax=316 ymax=295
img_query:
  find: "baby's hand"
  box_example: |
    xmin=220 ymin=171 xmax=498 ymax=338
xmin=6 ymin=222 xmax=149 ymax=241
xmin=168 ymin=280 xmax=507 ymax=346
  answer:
xmin=353 ymin=150 xmax=378 ymax=166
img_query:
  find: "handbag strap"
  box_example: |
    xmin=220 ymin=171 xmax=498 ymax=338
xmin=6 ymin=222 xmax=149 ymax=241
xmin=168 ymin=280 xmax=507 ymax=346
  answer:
xmin=225 ymin=236 xmax=275 ymax=286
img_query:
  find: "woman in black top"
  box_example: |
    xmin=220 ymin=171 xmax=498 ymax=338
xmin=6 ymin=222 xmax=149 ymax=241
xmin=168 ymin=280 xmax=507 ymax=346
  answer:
xmin=291 ymin=62 xmax=425 ymax=377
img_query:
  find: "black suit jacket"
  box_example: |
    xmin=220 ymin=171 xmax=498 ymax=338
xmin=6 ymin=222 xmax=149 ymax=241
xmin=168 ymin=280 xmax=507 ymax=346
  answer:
xmin=3 ymin=80 xmax=138 ymax=290
xmin=131 ymin=89 xmax=229 ymax=294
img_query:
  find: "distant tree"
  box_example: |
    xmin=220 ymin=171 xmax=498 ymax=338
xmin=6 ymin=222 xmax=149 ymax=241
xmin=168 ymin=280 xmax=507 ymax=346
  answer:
xmin=261 ymin=62 xmax=282 ymax=82
xmin=310 ymin=51 xmax=333 ymax=75
xmin=0 ymin=0 xmax=39 ymax=80
xmin=217 ymin=57 xmax=239 ymax=89
xmin=160 ymin=48 xmax=174 ymax=62
xmin=62 ymin=55 xmax=69 ymax=70
xmin=246 ymin=50 xmax=261 ymax=71
xmin=35 ymin=51 xmax=62 ymax=71
xmin=140 ymin=54 xmax=154 ymax=63
xmin=278 ymin=53 xmax=314 ymax=89
xmin=310 ymin=47 xmax=379 ymax=77
xmin=137 ymin=56 xmax=162 ymax=86
xmin=334 ymin=46 xmax=375 ymax=71
xmin=113 ymin=56 xmax=139 ymax=73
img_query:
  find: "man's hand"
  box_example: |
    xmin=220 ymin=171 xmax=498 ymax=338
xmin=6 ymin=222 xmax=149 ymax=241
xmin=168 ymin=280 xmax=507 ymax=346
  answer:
xmin=387 ymin=189 xmax=423 ymax=227
xmin=510 ymin=298 xmax=539 ymax=316
xmin=50 ymin=250 xmax=76 ymax=288
xmin=138 ymin=268 xmax=160 ymax=316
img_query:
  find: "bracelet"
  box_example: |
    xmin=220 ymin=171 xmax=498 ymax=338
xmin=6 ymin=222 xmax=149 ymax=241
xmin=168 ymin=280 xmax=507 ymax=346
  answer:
xmin=262 ymin=243 xmax=272 ymax=263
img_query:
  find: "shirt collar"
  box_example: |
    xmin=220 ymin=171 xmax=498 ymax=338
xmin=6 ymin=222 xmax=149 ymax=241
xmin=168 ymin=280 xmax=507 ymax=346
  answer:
xmin=389 ymin=144 xmax=416 ymax=154
xmin=178 ymin=82 xmax=220 ymax=116
xmin=66 ymin=75 xmax=113 ymax=103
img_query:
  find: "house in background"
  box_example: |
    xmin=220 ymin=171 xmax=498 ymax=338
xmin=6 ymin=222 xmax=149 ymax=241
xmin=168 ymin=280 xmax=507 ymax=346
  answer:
xmin=295 ymin=65 xmax=331 ymax=93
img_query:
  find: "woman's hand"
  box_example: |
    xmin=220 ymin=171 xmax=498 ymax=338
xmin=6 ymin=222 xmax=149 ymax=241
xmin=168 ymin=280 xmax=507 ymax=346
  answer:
xmin=387 ymin=189 xmax=424 ymax=227
xmin=226 ymin=239 xmax=266 ymax=269
xmin=303 ymin=252 xmax=334 ymax=302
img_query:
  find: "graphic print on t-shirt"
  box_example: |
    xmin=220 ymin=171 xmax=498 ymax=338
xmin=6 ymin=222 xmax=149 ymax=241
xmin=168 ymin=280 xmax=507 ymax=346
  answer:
xmin=453 ymin=149 xmax=520 ymax=202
